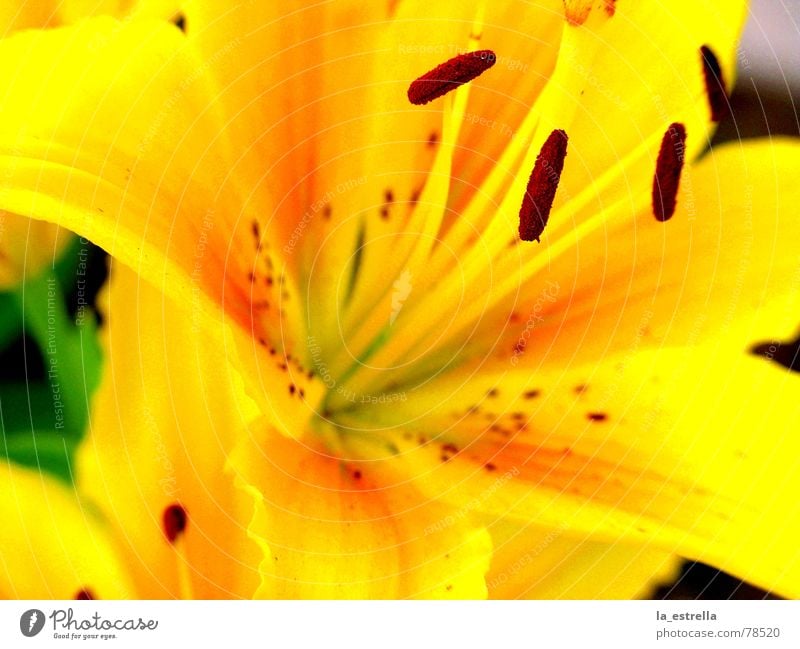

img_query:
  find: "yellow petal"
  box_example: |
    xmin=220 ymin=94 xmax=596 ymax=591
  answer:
xmin=0 ymin=462 xmax=134 ymax=598
xmin=487 ymin=521 xmax=679 ymax=599
xmin=0 ymin=0 xmax=176 ymax=288
xmin=545 ymin=138 xmax=800 ymax=362
xmin=349 ymin=342 xmax=800 ymax=598
xmin=76 ymin=263 xmax=262 ymax=598
xmin=0 ymin=213 xmax=67 ymax=288
xmin=0 ymin=18 xmax=237 ymax=317
xmin=179 ymin=0 xmax=459 ymax=245
xmin=231 ymin=421 xmax=492 ymax=599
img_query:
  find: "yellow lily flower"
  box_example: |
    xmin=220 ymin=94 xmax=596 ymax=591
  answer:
xmin=0 ymin=0 xmax=799 ymax=599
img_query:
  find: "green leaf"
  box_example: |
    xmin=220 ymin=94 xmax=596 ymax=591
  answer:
xmin=15 ymin=268 xmax=103 ymax=440
xmin=1 ymin=429 xmax=74 ymax=484
xmin=0 ymin=290 xmax=22 ymax=352
xmin=0 ymin=235 xmax=105 ymax=481
xmin=0 ymin=383 xmax=65 ymax=434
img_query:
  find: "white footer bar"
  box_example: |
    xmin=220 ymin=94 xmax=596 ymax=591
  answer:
xmin=1 ymin=600 xmax=796 ymax=648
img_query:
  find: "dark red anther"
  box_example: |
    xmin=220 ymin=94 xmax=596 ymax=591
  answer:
xmin=652 ymin=123 xmax=687 ymax=222
xmin=74 ymin=588 xmax=95 ymax=600
xmin=407 ymin=50 xmax=496 ymax=105
xmin=700 ymin=45 xmax=728 ymax=122
xmin=163 ymin=503 xmax=188 ymax=544
xmin=518 ymin=129 xmax=569 ymax=242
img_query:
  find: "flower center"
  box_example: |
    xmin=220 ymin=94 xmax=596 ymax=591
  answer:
xmin=271 ymin=40 xmax=722 ymax=442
